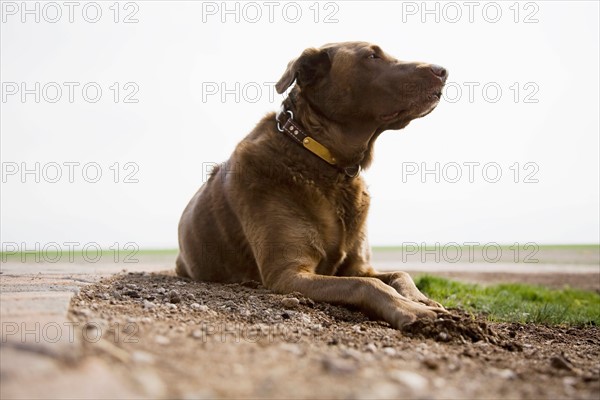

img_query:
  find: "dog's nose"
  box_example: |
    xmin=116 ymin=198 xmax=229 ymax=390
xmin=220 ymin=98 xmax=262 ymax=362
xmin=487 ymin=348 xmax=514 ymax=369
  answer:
xmin=430 ymin=64 xmax=448 ymax=81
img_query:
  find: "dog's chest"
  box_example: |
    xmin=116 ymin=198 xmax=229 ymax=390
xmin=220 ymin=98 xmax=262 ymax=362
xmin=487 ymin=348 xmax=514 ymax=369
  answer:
xmin=332 ymin=185 xmax=369 ymax=235
xmin=319 ymin=180 xmax=370 ymax=264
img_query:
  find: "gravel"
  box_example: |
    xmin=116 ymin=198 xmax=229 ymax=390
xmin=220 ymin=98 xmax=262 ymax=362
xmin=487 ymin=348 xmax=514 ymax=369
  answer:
xmin=67 ymin=271 xmax=600 ymax=399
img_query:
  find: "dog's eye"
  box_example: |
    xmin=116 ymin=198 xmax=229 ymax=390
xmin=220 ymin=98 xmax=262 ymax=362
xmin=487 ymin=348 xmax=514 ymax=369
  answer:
xmin=368 ymin=53 xmax=380 ymax=59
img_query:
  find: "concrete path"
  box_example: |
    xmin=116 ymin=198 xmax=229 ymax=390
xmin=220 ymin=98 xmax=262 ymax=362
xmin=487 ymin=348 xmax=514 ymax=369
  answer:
xmin=0 ymin=261 xmax=167 ymax=399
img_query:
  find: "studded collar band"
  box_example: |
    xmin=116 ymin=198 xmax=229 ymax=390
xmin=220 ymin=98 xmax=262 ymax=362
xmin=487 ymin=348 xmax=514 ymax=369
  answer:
xmin=275 ymin=106 xmax=361 ymax=178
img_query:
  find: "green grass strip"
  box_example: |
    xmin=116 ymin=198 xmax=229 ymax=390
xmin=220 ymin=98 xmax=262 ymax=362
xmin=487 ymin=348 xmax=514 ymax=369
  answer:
xmin=415 ymin=275 xmax=600 ymax=326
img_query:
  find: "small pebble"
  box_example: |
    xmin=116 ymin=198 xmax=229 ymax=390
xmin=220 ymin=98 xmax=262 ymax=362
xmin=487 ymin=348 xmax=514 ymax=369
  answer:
xmin=341 ymin=348 xmax=362 ymax=360
xmin=143 ymin=300 xmax=156 ymax=309
xmin=495 ymin=369 xmax=517 ymax=380
xmin=422 ymin=358 xmax=439 ymax=370
xmin=76 ymin=308 xmax=92 ymax=317
xmin=281 ymin=298 xmax=300 ymax=308
xmin=155 ymin=335 xmax=170 ymax=345
xmin=382 ymin=347 xmax=397 ymax=357
xmin=169 ymin=290 xmax=181 ymax=304
xmin=435 ymin=332 xmax=450 ymax=342
xmin=390 ymin=370 xmax=429 ymax=392
xmin=365 ymin=343 xmax=377 ymax=353
xmin=191 ymin=304 xmax=209 ymax=312
xmin=322 ymin=357 xmax=357 ymax=374
xmin=551 ymin=355 xmax=574 ymax=371
xmin=132 ymin=351 xmax=155 ymax=364
xmin=191 ymin=330 xmax=203 ymax=339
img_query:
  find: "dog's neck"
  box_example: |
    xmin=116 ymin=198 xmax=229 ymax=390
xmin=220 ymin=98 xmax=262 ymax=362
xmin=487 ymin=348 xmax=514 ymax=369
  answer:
xmin=282 ymin=89 xmax=379 ymax=170
xmin=276 ymin=106 xmax=362 ymax=179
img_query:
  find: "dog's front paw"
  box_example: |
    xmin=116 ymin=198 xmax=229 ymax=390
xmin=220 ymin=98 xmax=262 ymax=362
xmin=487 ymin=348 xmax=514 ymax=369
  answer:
xmin=386 ymin=272 xmax=446 ymax=311
xmin=388 ymin=299 xmax=446 ymax=329
xmin=416 ymin=297 xmax=445 ymax=310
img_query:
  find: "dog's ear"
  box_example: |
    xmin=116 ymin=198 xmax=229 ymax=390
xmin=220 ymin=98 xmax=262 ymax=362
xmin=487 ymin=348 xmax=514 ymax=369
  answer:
xmin=275 ymin=48 xmax=331 ymax=94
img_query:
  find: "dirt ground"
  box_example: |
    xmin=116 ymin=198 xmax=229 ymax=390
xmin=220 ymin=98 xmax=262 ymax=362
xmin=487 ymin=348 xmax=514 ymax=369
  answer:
xmin=66 ymin=270 xmax=600 ymax=399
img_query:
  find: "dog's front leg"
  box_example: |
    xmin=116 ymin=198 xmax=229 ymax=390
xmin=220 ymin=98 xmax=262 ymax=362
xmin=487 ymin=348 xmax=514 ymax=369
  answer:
xmin=337 ymin=252 xmax=445 ymax=310
xmin=266 ymin=268 xmax=444 ymax=329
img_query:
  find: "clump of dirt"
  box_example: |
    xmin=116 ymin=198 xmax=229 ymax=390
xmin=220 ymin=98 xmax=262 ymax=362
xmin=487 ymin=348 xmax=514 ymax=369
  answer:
xmin=67 ymin=271 xmax=600 ymax=399
xmin=402 ymin=310 xmax=501 ymax=344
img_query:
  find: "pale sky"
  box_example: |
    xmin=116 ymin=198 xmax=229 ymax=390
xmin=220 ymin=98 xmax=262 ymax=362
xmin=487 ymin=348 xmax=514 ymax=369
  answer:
xmin=1 ymin=1 xmax=599 ymax=249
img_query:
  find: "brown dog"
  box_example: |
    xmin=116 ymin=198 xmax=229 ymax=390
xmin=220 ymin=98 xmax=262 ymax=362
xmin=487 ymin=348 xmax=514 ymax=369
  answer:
xmin=177 ymin=42 xmax=448 ymax=328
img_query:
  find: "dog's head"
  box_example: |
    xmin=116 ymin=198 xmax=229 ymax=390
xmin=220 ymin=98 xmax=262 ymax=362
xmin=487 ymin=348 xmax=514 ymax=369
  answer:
xmin=276 ymin=41 xmax=447 ymax=133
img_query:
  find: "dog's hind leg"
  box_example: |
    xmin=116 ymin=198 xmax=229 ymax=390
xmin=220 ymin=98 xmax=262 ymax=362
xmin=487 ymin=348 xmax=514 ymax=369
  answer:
xmin=175 ymin=254 xmax=190 ymax=278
